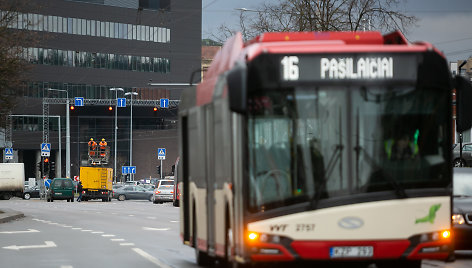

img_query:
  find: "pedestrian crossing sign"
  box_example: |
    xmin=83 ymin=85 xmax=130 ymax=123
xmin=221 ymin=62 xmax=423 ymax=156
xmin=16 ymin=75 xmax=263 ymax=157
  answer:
xmin=4 ymin=148 xmax=13 ymax=160
xmin=41 ymin=143 xmax=51 ymax=156
xmin=158 ymin=148 xmax=166 ymax=160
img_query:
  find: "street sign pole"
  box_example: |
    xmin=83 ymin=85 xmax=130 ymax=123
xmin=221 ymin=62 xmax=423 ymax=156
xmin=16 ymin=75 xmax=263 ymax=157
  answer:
xmin=160 ymin=159 xmax=163 ymax=178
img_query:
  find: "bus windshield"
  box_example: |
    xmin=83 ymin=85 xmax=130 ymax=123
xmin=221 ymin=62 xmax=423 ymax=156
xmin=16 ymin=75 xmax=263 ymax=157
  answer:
xmin=247 ymin=85 xmax=450 ymax=212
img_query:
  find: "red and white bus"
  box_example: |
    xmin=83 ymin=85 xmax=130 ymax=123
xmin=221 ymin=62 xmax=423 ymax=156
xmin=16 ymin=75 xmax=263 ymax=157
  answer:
xmin=178 ymin=31 xmax=472 ymax=267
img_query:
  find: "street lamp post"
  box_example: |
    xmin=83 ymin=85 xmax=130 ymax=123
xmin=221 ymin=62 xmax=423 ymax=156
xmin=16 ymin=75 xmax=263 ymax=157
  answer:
xmin=109 ymin=88 xmax=124 ymax=183
xmin=47 ymin=88 xmax=70 ymax=178
xmin=125 ymin=91 xmax=138 ymax=181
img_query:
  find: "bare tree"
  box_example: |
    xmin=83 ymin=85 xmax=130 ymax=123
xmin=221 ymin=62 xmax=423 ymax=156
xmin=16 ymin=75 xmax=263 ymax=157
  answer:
xmin=213 ymin=0 xmax=417 ymax=42
xmin=0 ymin=0 xmax=40 ymax=127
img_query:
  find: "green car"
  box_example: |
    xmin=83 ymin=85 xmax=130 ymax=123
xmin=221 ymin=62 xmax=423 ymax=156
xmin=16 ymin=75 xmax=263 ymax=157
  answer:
xmin=47 ymin=178 xmax=75 ymax=202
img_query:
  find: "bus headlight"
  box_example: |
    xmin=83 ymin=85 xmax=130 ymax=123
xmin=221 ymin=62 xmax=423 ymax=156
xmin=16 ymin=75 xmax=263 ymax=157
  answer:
xmin=419 ymin=230 xmax=451 ymax=242
xmin=248 ymin=232 xmax=259 ymax=241
xmin=452 ymin=214 xmax=465 ymax=225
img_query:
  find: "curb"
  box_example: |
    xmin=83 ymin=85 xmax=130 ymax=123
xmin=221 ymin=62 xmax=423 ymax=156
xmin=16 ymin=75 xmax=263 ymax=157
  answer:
xmin=0 ymin=209 xmax=25 ymax=223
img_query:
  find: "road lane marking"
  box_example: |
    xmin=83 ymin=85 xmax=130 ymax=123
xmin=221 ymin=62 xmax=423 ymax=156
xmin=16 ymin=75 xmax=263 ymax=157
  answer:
xmin=0 ymin=229 xmax=40 ymax=234
xmin=147 ymin=217 xmax=157 ymax=220
xmin=72 ymin=228 xmax=82 ymax=230
xmin=81 ymin=230 xmax=93 ymax=232
xmin=170 ymin=221 xmax=179 ymax=223
xmin=102 ymin=234 xmax=115 ymax=237
xmin=120 ymin=243 xmax=135 ymax=246
xmin=143 ymin=227 xmax=170 ymax=231
xmin=111 ymin=239 xmax=125 ymax=242
xmin=132 ymin=248 xmax=172 ymax=268
xmin=3 ymin=241 xmax=57 ymax=251
xmin=128 ymin=215 xmax=135 ymax=217
xmin=60 ymin=266 xmax=73 ymax=268
xmin=92 ymin=231 xmax=104 ymax=234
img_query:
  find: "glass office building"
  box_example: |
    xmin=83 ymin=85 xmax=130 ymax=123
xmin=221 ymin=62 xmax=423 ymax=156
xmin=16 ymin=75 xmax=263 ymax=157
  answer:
xmin=7 ymin=0 xmax=201 ymax=180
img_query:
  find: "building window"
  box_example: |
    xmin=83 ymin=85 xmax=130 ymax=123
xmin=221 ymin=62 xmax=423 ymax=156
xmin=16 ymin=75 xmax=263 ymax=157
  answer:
xmin=6 ymin=11 xmax=171 ymax=43
xmin=23 ymin=47 xmax=170 ymax=74
xmin=139 ymin=0 xmax=170 ymax=11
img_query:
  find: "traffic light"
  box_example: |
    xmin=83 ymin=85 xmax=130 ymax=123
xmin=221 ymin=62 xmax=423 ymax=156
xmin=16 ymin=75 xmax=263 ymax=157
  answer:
xmin=157 ymin=165 xmax=161 ymax=175
xmin=37 ymin=161 xmax=42 ymax=174
xmin=108 ymin=106 xmax=113 ymax=111
xmin=70 ymin=105 xmax=75 ymax=110
xmin=43 ymin=157 xmax=50 ymax=175
xmin=50 ymin=161 xmax=56 ymax=177
xmin=153 ymin=107 xmax=158 ymax=111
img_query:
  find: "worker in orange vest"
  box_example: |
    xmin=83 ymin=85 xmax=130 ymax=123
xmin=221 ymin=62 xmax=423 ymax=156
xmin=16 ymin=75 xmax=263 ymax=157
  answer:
xmin=88 ymin=138 xmax=97 ymax=156
xmin=99 ymin=138 xmax=107 ymax=157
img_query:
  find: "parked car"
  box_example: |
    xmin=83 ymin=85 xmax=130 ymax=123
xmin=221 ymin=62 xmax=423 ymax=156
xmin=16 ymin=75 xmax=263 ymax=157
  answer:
xmin=47 ymin=178 xmax=75 ymax=202
xmin=153 ymin=179 xmax=174 ymax=204
xmin=157 ymin=179 xmax=174 ymax=188
xmin=141 ymin=184 xmax=156 ymax=191
xmin=453 ymin=143 xmax=472 ymax=167
xmin=114 ymin=185 xmax=153 ymax=201
xmin=23 ymin=186 xmax=40 ymax=200
xmin=452 ymin=167 xmax=472 ymax=250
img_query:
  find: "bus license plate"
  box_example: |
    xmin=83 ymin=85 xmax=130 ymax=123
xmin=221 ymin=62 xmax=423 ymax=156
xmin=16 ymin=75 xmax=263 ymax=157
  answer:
xmin=330 ymin=246 xmax=373 ymax=258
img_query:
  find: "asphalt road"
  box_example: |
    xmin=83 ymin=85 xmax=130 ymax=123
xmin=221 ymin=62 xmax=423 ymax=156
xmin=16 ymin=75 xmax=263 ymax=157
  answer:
xmin=1 ymin=198 xmax=471 ymax=268
xmin=0 ymin=198 xmax=197 ymax=268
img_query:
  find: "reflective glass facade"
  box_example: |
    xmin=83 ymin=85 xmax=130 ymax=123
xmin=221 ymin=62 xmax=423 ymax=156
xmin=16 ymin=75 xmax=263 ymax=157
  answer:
xmin=5 ymin=11 xmax=170 ymax=43
xmin=23 ymin=47 xmax=170 ymax=73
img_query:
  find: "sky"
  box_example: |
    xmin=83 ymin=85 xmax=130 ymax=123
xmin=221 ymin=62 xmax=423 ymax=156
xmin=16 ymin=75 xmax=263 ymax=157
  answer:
xmin=202 ymin=0 xmax=472 ymax=62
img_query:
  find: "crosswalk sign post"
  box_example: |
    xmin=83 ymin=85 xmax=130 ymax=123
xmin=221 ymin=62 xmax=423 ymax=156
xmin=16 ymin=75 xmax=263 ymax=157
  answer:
xmin=4 ymin=148 xmax=13 ymax=160
xmin=41 ymin=143 xmax=51 ymax=157
xmin=157 ymin=148 xmax=166 ymax=178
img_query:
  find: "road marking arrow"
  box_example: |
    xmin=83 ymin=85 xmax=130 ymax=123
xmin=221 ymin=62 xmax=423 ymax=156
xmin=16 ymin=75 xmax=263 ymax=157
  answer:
xmin=2 ymin=241 xmax=56 ymax=250
xmin=0 ymin=229 xmax=40 ymax=234
xmin=142 ymin=227 xmax=170 ymax=231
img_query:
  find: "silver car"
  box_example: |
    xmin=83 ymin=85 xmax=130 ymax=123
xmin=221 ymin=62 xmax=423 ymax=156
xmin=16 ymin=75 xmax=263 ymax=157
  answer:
xmin=453 ymin=143 xmax=472 ymax=167
xmin=114 ymin=185 xmax=154 ymax=201
xmin=153 ymin=179 xmax=174 ymax=204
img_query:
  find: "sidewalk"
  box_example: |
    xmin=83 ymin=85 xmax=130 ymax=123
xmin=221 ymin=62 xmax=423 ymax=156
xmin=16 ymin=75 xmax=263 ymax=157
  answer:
xmin=0 ymin=208 xmax=24 ymax=223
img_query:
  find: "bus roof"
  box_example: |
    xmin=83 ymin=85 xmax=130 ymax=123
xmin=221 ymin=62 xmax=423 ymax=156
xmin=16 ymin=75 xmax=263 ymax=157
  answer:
xmin=194 ymin=31 xmax=440 ymax=107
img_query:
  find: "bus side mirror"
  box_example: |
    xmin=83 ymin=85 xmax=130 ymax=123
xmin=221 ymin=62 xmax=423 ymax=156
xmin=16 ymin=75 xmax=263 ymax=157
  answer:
xmin=455 ymin=76 xmax=472 ymax=132
xmin=227 ymin=63 xmax=247 ymax=114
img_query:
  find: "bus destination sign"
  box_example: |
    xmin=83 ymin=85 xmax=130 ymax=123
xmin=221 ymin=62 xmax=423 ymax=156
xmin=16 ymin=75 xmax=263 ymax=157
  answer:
xmin=279 ymin=54 xmax=418 ymax=83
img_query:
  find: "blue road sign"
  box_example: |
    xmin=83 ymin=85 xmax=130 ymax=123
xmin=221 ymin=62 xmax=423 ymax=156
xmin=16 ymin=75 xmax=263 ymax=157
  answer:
xmin=160 ymin=98 xmax=169 ymax=108
xmin=117 ymin=98 xmax=126 ymax=107
xmin=44 ymin=179 xmax=52 ymax=188
xmin=122 ymin=166 xmax=136 ymax=174
xmin=4 ymin=148 xmax=13 ymax=160
xmin=74 ymin=97 xmax=84 ymax=106
xmin=4 ymin=148 xmax=13 ymax=156
xmin=41 ymin=143 xmax=51 ymax=157
xmin=157 ymin=148 xmax=166 ymax=160
xmin=122 ymin=166 xmax=129 ymax=174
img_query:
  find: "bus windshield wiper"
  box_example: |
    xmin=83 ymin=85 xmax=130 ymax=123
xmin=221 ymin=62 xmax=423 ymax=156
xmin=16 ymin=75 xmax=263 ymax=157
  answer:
xmin=356 ymin=145 xmax=407 ymax=199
